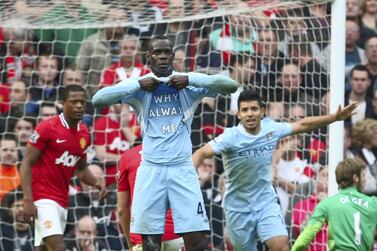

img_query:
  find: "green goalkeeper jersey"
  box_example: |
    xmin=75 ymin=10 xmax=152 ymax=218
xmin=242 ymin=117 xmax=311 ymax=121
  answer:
xmin=292 ymin=186 xmax=377 ymax=251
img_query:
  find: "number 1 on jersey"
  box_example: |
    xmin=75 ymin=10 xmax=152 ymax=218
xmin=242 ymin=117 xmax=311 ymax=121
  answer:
xmin=353 ymin=211 xmax=361 ymax=245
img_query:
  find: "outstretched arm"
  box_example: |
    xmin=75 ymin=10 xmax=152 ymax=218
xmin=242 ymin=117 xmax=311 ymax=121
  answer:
xmin=188 ymin=73 xmax=238 ymax=94
xmin=192 ymin=144 xmax=216 ymax=171
xmin=92 ymin=77 xmax=162 ymax=107
xmin=76 ymin=159 xmax=107 ymax=199
xmin=290 ymin=102 xmax=357 ymax=135
xmin=291 ymin=221 xmax=323 ymax=251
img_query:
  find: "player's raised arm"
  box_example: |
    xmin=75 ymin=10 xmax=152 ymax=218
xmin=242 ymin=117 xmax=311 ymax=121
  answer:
xmin=184 ymin=72 xmax=238 ymax=94
xmin=290 ymin=102 xmax=357 ymax=135
xmin=192 ymin=144 xmax=216 ymax=171
xmin=20 ymin=144 xmax=42 ymax=223
xmin=75 ymin=159 xmax=107 ymax=199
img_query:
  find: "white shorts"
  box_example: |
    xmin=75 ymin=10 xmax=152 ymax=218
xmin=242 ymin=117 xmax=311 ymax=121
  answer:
xmin=34 ymin=199 xmax=67 ymax=247
xmin=132 ymin=237 xmax=184 ymax=251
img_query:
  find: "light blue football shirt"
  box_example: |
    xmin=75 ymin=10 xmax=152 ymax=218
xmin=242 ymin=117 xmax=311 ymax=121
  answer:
xmin=208 ymin=117 xmax=292 ymax=212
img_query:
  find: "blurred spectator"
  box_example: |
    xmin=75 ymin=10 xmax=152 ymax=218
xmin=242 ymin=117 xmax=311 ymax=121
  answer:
xmin=345 ymin=65 xmax=373 ymax=125
xmin=0 ymin=84 xmax=10 ymax=117
xmin=227 ymin=53 xmax=256 ymax=115
xmin=65 ymin=215 xmax=107 ymax=251
xmin=255 ymin=29 xmax=285 ymax=92
xmin=38 ymin=102 xmax=57 ymax=122
xmin=11 ymin=117 xmax=36 ymax=157
xmin=124 ymin=0 xmax=163 ymax=38
xmin=364 ymin=36 xmax=377 ymax=90
xmin=346 ymin=0 xmax=376 ymax=48
xmin=273 ymin=136 xmax=313 ymax=216
xmin=344 ymin=124 xmax=357 ymax=159
xmin=361 ymin=0 xmax=377 ymax=32
xmin=266 ymin=101 xmax=285 ymax=122
xmin=0 ymin=134 xmax=20 ymax=201
xmin=209 ymin=13 xmax=257 ymax=66
xmin=1 ymin=19 xmax=36 ymax=84
xmin=66 ymin=164 xmax=114 ymax=234
xmin=291 ymin=166 xmax=328 ymax=251
xmin=351 ymin=118 xmax=377 ymax=195
xmin=35 ymin=0 xmax=98 ymax=65
xmin=197 ymin=157 xmax=224 ymax=249
xmin=288 ymin=41 xmax=329 ymax=99
xmin=0 ymin=188 xmax=34 ymax=251
xmin=173 ymin=47 xmax=186 ymax=72
xmin=304 ymin=3 xmax=331 ymax=51
xmin=62 ymin=65 xmax=84 ymax=86
xmin=100 ymin=34 xmax=150 ymax=88
xmin=273 ymin=62 xmax=319 ymax=116
xmin=28 ymin=55 xmax=59 ymax=116
xmin=193 ymin=27 xmax=222 ymax=70
xmin=370 ymin=89 xmax=377 ymax=119
xmin=76 ymin=7 xmax=127 ymax=97
xmin=278 ymin=9 xmax=323 ymax=59
xmin=345 ymin=20 xmax=367 ymax=77
xmin=9 ymin=80 xmax=29 ymax=118
xmin=93 ymin=104 xmax=136 ymax=186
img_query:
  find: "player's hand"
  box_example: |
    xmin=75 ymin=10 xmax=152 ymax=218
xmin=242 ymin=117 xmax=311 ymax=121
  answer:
xmin=335 ymin=101 xmax=358 ymax=121
xmin=139 ymin=77 xmax=161 ymax=91
xmin=169 ymin=75 xmax=188 ymax=89
xmin=23 ymin=199 xmax=37 ymax=224
xmin=94 ymin=181 xmax=108 ymax=200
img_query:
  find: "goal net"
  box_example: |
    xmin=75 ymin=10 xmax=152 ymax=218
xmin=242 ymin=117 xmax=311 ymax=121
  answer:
xmin=0 ymin=0 xmax=334 ymax=250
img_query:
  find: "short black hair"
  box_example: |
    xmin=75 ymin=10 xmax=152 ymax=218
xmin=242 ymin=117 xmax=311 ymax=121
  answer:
xmin=148 ymin=35 xmax=172 ymax=51
xmin=1 ymin=133 xmax=16 ymax=143
xmin=237 ymin=89 xmax=264 ymax=110
xmin=61 ymin=85 xmax=86 ymax=101
xmin=350 ymin=64 xmax=371 ymax=79
xmin=229 ymin=53 xmax=255 ymax=72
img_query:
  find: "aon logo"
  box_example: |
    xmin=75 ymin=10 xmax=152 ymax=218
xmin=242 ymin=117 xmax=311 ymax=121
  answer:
xmin=109 ymin=137 xmax=130 ymax=151
xmin=55 ymin=151 xmax=80 ymax=167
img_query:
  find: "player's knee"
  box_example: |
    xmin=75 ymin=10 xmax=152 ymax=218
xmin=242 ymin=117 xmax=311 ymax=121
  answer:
xmin=184 ymin=236 xmax=207 ymax=251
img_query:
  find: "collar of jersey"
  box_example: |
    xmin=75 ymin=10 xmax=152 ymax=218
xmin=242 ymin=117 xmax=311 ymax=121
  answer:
xmin=59 ymin=113 xmax=80 ymax=131
xmin=237 ymin=123 xmax=260 ymax=137
xmin=340 ymin=186 xmax=359 ymax=195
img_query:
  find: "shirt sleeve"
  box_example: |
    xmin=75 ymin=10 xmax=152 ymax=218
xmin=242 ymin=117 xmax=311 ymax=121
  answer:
xmin=28 ymin=121 xmax=49 ymax=151
xmin=277 ymin=122 xmax=293 ymax=138
xmin=117 ymin=154 xmax=130 ymax=192
xmin=187 ymin=72 xmax=238 ymax=95
xmin=208 ymin=129 xmax=233 ymax=155
xmin=291 ymin=221 xmax=324 ymax=251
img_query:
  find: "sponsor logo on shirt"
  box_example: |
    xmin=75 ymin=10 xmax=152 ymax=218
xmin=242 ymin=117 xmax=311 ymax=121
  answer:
xmin=239 ymin=143 xmax=275 ymax=157
xmin=55 ymin=151 xmax=80 ymax=167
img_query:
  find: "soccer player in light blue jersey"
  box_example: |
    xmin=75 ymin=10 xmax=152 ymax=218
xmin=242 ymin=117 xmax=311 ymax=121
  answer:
xmin=92 ymin=35 xmax=237 ymax=251
xmin=192 ymin=89 xmax=357 ymax=251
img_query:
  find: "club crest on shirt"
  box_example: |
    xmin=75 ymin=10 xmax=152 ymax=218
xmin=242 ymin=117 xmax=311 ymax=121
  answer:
xmin=266 ymin=132 xmax=273 ymax=140
xmin=29 ymin=131 xmax=40 ymax=144
xmin=79 ymin=137 xmax=87 ymax=149
xmin=44 ymin=220 xmax=53 ymax=229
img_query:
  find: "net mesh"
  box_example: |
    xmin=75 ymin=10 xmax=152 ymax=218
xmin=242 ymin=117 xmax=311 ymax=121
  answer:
xmin=0 ymin=0 xmax=334 ymax=250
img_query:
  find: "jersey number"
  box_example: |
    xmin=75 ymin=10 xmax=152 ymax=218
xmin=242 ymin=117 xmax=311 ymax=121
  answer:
xmin=197 ymin=202 xmax=203 ymax=215
xmin=353 ymin=211 xmax=361 ymax=245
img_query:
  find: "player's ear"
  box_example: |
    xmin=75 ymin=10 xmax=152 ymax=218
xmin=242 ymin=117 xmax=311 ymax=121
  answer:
xmin=237 ymin=110 xmax=241 ymax=120
xmin=352 ymin=174 xmax=359 ymax=184
xmin=146 ymin=51 xmax=150 ymax=64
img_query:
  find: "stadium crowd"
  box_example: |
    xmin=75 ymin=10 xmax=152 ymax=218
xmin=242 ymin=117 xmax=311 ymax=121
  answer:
xmin=0 ymin=0 xmax=377 ymax=250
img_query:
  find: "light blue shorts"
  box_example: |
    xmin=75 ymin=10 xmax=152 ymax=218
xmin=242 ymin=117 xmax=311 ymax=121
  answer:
xmin=130 ymin=161 xmax=210 ymax=234
xmin=225 ymin=202 xmax=287 ymax=251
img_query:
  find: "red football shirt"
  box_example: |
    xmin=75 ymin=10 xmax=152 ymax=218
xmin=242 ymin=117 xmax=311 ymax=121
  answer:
xmin=93 ymin=116 xmax=131 ymax=185
xmin=29 ymin=114 xmax=90 ymax=208
xmin=100 ymin=62 xmax=150 ymax=88
xmin=118 ymin=145 xmax=180 ymax=244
